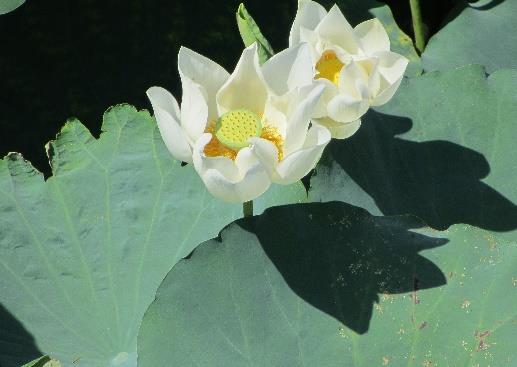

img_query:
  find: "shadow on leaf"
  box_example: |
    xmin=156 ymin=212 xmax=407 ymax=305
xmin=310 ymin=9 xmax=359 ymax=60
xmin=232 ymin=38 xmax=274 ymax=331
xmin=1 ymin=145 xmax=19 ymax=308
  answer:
xmin=244 ymin=201 xmax=447 ymax=334
xmin=0 ymin=303 xmax=42 ymax=367
xmin=312 ymin=110 xmax=517 ymax=232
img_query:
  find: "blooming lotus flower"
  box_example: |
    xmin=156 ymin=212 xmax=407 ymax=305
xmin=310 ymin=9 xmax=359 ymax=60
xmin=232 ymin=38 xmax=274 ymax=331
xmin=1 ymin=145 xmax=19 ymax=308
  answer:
xmin=147 ymin=43 xmax=330 ymax=203
xmin=289 ymin=0 xmax=409 ymax=138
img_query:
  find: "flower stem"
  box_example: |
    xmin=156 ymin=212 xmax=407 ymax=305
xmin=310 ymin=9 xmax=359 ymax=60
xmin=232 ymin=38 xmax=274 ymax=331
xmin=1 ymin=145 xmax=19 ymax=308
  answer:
xmin=409 ymin=0 xmax=426 ymax=53
xmin=243 ymin=201 xmax=253 ymax=218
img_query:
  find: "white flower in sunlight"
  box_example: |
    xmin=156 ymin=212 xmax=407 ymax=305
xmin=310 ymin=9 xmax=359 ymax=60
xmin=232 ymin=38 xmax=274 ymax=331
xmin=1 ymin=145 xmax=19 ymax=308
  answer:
xmin=147 ymin=43 xmax=330 ymax=203
xmin=289 ymin=0 xmax=409 ymax=138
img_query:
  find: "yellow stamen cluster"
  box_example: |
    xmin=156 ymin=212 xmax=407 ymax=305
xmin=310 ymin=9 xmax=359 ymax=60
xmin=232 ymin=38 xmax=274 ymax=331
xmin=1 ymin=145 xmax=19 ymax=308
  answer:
xmin=260 ymin=125 xmax=284 ymax=161
xmin=204 ymin=121 xmax=238 ymax=160
xmin=315 ymin=51 xmax=344 ymax=86
xmin=203 ymin=110 xmax=284 ymax=162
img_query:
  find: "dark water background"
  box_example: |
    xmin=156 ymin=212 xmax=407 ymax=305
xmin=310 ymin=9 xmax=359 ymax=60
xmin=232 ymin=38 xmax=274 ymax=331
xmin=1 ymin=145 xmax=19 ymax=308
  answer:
xmin=0 ymin=0 xmax=459 ymax=176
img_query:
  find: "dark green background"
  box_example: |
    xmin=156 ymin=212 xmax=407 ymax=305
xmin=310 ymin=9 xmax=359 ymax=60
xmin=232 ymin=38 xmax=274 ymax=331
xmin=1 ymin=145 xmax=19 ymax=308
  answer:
xmin=0 ymin=0 xmax=460 ymax=176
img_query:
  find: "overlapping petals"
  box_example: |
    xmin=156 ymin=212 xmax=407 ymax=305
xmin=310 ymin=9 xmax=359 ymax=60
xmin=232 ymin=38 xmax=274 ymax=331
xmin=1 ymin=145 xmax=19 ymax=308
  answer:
xmin=289 ymin=0 xmax=409 ymax=138
xmin=147 ymin=43 xmax=330 ymax=203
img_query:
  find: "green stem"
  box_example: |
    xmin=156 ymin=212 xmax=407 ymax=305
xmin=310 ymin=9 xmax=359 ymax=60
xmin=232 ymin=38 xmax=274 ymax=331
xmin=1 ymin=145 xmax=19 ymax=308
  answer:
xmin=243 ymin=201 xmax=253 ymax=218
xmin=409 ymin=0 xmax=426 ymax=53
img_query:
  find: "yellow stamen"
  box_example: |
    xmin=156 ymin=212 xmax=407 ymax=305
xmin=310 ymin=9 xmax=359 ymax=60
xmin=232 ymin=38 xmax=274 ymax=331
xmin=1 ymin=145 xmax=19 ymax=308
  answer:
xmin=260 ymin=125 xmax=284 ymax=161
xmin=204 ymin=121 xmax=238 ymax=160
xmin=315 ymin=51 xmax=344 ymax=86
xmin=203 ymin=117 xmax=284 ymax=162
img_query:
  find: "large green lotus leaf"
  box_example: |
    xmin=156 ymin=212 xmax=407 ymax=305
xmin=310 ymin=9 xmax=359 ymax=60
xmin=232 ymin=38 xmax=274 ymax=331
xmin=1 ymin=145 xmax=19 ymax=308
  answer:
xmin=423 ymin=0 xmax=517 ymax=73
xmin=309 ymin=65 xmax=517 ymax=239
xmin=0 ymin=0 xmax=25 ymax=15
xmin=0 ymin=105 xmax=306 ymax=367
xmin=138 ymin=202 xmax=516 ymax=366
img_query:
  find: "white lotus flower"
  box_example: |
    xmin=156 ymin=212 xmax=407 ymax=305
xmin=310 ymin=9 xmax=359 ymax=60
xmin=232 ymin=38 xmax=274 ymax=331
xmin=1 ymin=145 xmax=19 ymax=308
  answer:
xmin=147 ymin=43 xmax=330 ymax=203
xmin=289 ymin=0 xmax=409 ymax=138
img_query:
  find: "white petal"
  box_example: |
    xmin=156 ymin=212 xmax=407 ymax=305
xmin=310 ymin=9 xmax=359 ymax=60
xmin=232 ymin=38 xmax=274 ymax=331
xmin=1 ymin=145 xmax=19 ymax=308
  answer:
xmin=315 ymin=5 xmax=360 ymax=54
xmin=327 ymin=61 xmax=370 ymax=122
xmin=250 ymin=123 xmax=330 ymax=185
xmin=376 ymin=51 xmax=409 ymax=83
xmin=370 ymin=51 xmax=408 ymax=106
xmin=178 ymin=46 xmax=230 ymax=121
xmin=192 ymin=134 xmax=271 ymax=203
xmin=147 ymin=87 xmax=193 ymax=163
xmin=248 ymin=137 xmax=279 ymax=178
xmin=322 ymin=60 xmax=370 ymax=123
xmin=371 ymin=77 xmax=404 ymax=106
xmin=354 ymin=57 xmax=381 ymax=100
xmin=180 ymin=77 xmax=209 ymax=144
xmin=289 ymin=0 xmax=327 ymax=46
xmin=275 ymin=123 xmax=331 ymax=184
xmin=283 ymin=83 xmax=325 ymax=156
xmin=338 ymin=59 xmax=369 ymax=99
xmin=299 ymin=27 xmax=321 ymax=61
xmin=366 ymin=58 xmax=382 ymax=99
xmin=193 ymin=134 xmax=238 ymax=177
xmin=262 ymin=95 xmax=288 ymax=138
xmin=262 ymin=43 xmax=314 ymax=95
xmin=312 ymin=79 xmax=339 ymax=118
xmin=354 ymin=18 xmax=390 ymax=55
xmin=146 ymin=86 xmax=181 ymax=120
xmin=317 ymin=117 xmax=361 ymax=139
xmin=327 ymin=94 xmax=369 ymax=123
xmin=216 ymin=44 xmax=269 ymax=115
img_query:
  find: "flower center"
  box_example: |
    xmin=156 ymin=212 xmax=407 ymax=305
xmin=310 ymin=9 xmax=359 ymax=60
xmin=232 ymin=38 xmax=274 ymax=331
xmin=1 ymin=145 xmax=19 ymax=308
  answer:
xmin=203 ymin=110 xmax=284 ymax=161
xmin=215 ymin=109 xmax=262 ymax=150
xmin=315 ymin=51 xmax=344 ymax=86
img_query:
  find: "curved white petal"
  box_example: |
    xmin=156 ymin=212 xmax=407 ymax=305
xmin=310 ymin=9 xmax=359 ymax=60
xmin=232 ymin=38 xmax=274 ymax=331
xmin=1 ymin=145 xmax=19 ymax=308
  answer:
xmin=322 ymin=60 xmax=370 ymax=123
xmin=262 ymin=95 xmax=288 ymax=138
xmin=146 ymin=86 xmax=181 ymax=120
xmin=178 ymin=46 xmax=230 ymax=121
xmin=312 ymin=79 xmax=339 ymax=118
xmin=317 ymin=117 xmax=361 ymax=139
xmin=299 ymin=27 xmax=321 ymax=61
xmin=315 ymin=5 xmax=360 ymax=54
xmin=366 ymin=58 xmax=382 ymax=99
xmin=180 ymin=78 xmax=209 ymax=144
xmin=147 ymin=87 xmax=193 ymax=163
xmin=376 ymin=51 xmax=409 ymax=84
xmin=193 ymin=134 xmax=271 ymax=203
xmin=262 ymin=43 xmax=314 ymax=95
xmin=371 ymin=77 xmax=404 ymax=106
xmin=289 ymin=0 xmax=327 ymax=47
xmin=352 ymin=57 xmax=382 ymax=100
xmin=216 ymin=44 xmax=269 ymax=115
xmin=248 ymin=137 xmax=279 ymax=178
xmin=327 ymin=94 xmax=369 ymax=124
xmin=193 ymin=134 xmax=238 ymax=177
xmin=354 ymin=18 xmax=390 ymax=55
xmin=370 ymin=51 xmax=408 ymax=106
xmin=250 ymin=124 xmax=330 ymax=184
xmin=275 ymin=123 xmax=331 ymax=184
xmin=338 ymin=59 xmax=369 ymax=98
xmin=284 ymin=83 xmax=325 ymax=156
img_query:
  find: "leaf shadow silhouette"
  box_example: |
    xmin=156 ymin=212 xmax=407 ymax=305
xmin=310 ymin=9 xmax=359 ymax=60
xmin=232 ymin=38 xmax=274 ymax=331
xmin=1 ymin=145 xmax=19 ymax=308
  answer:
xmin=313 ymin=110 xmax=517 ymax=231
xmin=0 ymin=303 xmax=42 ymax=367
xmin=244 ymin=201 xmax=447 ymax=334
